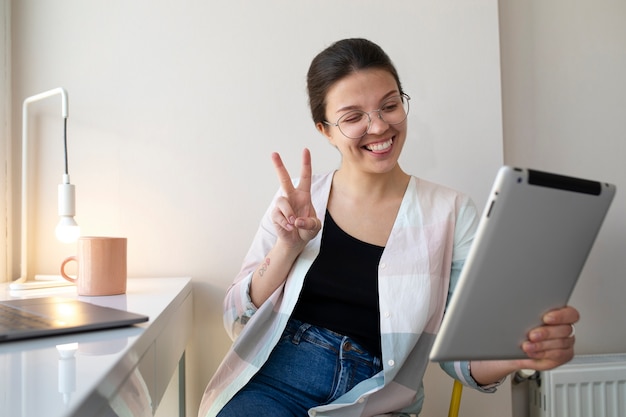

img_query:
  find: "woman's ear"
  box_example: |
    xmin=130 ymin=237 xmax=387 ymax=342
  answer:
xmin=316 ymin=122 xmax=335 ymax=145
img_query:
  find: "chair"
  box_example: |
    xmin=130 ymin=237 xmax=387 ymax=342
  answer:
xmin=448 ymin=379 xmax=463 ymax=417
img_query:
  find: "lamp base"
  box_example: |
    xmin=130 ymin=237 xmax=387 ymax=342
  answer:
xmin=9 ymin=275 xmax=74 ymax=290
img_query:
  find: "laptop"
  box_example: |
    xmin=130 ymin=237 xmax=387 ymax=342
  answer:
xmin=0 ymin=297 xmax=149 ymax=342
xmin=430 ymin=166 xmax=616 ymax=361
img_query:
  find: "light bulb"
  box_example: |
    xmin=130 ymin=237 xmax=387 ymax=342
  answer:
xmin=56 ymin=216 xmax=81 ymax=243
xmin=57 ymin=178 xmax=80 ymax=243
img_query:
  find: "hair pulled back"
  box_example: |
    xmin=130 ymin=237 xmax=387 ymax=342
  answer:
xmin=306 ymin=38 xmax=404 ymax=125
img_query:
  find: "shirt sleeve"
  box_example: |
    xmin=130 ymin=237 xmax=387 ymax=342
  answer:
xmin=222 ymin=188 xmax=282 ymax=340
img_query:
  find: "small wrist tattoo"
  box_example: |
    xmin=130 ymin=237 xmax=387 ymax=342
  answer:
xmin=258 ymin=257 xmax=270 ymax=277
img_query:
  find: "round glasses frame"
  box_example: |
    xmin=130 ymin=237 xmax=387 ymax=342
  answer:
xmin=323 ymin=93 xmax=411 ymax=139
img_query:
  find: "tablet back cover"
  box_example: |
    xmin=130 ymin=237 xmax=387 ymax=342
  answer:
xmin=430 ymin=166 xmax=616 ymax=361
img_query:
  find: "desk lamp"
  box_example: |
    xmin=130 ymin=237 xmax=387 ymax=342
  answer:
xmin=10 ymin=87 xmax=80 ymax=290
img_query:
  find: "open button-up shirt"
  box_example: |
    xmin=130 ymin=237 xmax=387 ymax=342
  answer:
xmin=199 ymin=171 xmax=501 ymax=417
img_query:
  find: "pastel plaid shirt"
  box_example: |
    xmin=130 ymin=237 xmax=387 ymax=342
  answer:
xmin=199 ymin=171 xmax=500 ymax=417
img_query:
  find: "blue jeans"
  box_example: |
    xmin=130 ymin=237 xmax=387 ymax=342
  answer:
xmin=217 ymin=319 xmax=382 ymax=417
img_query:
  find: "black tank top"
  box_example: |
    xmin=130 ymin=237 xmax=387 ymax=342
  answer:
xmin=292 ymin=210 xmax=384 ymax=358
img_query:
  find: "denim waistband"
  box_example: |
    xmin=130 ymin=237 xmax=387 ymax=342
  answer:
xmin=283 ymin=318 xmax=382 ymax=369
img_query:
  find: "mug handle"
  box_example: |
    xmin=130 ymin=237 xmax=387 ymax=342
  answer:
xmin=60 ymin=256 xmax=78 ymax=283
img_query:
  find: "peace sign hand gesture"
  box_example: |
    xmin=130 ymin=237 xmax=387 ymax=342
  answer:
xmin=271 ymin=148 xmax=322 ymax=251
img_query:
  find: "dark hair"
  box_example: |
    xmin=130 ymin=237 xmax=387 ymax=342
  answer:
xmin=306 ymin=38 xmax=404 ymax=125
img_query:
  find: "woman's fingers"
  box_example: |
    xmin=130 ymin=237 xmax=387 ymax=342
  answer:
xmin=523 ymin=330 xmax=575 ymax=355
xmin=272 ymin=149 xmax=314 ymax=196
xmin=270 ymin=149 xmax=320 ymax=244
xmin=542 ymin=306 xmax=580 ymax=327
xmin=271 ymin=152 xmax=296 ymax=195
xmin=517 ymin=306 xmax=579 ymax=368
xmin=296 ymin=148 xmax=312 ymax=193
xmin=294 ymin=216 xmax=321 ymax=231
xmin=272 ymin=197 xmax=296 ymax=232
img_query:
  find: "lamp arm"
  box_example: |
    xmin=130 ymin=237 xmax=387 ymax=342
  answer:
xmin=23 ymin=87 xmax=68 ymax=117
xmin=17 ymin=88 xmax=70 ymax=283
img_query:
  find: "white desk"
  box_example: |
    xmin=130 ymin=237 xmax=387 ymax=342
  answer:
xmin=0 ymin=277 xmax=193 ymax=417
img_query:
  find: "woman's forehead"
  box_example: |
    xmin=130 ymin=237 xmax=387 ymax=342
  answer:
xmin=325 ymin=69 xmax=399 ymax=112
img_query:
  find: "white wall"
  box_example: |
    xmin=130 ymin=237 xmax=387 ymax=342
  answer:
xmin=500 ymin=0 xmax=626 ymax=352
xmin=499 ymin=1 xmax=626 ymax=415
xmin=7 ymin=1 xmax=506 ymax=416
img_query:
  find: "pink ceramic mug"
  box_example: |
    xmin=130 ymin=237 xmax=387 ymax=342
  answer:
xmin=60 ymin=237 xmax=127 ymax=296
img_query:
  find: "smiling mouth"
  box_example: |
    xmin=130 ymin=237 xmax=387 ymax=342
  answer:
xmin=364 ymin=137 xmax=393 ymax=153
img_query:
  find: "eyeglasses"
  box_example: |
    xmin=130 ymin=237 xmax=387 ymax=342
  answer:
xmin=323 ymin=93 xmax=410 ymax=139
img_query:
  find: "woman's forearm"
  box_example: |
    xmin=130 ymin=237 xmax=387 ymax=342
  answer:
xmin=469 ymin=360 xmax=518 ymax=386
xmin=249 ymin=240 xmax=303 ymax=307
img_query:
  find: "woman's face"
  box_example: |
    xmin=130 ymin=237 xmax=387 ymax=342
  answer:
xmin=317 ymin=68 xmax=407 ymax=175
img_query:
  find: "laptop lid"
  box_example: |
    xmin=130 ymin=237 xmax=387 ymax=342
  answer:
xmin=0 ymin=297 xmax=149 ymax=342
xmin=430 ymin=166 xmax=616 ymax=361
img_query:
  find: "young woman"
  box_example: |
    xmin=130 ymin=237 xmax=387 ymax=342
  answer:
xmin=199 ymin=38 xmax=578 ymax=417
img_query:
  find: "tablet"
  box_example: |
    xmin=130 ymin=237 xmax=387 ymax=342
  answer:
xmin=429 ymin=166 xmax=616 ymax=361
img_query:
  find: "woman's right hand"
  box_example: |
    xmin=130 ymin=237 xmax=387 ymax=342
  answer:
xmin=271 ymin=148 xmax=322 ymax=250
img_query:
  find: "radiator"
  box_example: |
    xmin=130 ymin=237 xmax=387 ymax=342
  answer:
xmin=529 ymin=354 xmax=626 ymax=417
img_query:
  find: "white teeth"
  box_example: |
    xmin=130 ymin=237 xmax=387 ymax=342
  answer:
xmin=366 ymin=138 xmax=393 ymax=152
